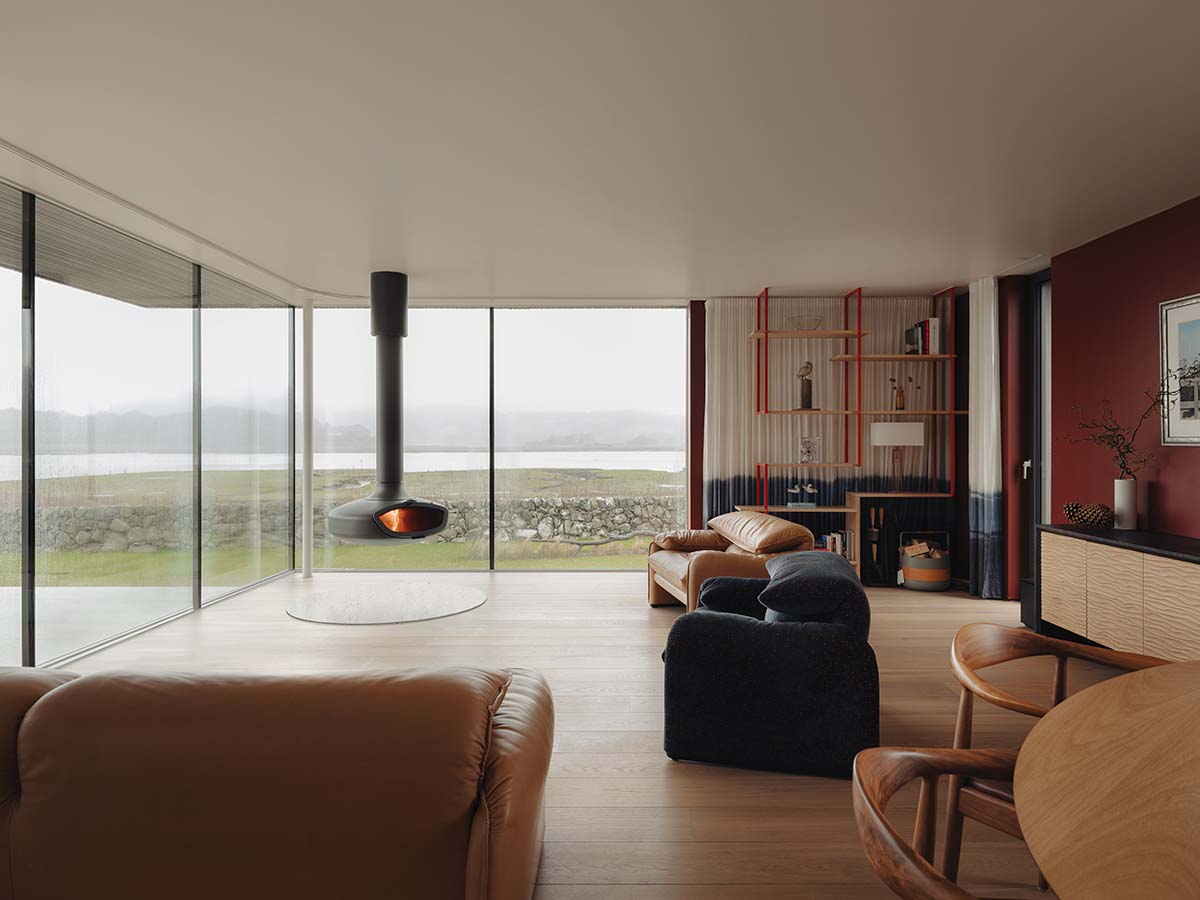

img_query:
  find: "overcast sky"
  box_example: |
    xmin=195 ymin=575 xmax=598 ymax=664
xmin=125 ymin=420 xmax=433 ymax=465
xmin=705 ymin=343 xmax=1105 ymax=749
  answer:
xmin=1 ymin=268 xmax=686 ymax=419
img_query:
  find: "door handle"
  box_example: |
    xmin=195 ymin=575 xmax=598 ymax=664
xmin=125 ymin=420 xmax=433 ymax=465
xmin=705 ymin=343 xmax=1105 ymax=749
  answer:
xmin=1022 ymin=459 xmax=1032 ymax=480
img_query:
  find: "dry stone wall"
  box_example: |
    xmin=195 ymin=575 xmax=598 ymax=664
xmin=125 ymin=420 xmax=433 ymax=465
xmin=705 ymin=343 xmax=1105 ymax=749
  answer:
xmin=9 ymin=496 xmax=684 ymax=552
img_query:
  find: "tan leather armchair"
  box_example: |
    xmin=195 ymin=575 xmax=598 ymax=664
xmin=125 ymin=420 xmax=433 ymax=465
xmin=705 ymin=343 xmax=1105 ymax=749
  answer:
xmin=0 ymin=666 xmax=554 ymax=900
xmin=647 ymin=510 xmax=815 ymax=610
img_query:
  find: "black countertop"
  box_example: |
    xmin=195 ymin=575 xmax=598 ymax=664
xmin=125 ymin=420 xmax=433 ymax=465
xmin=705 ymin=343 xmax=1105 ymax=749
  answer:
xmin=1039 ymin=524 xmax=1200 ymax=565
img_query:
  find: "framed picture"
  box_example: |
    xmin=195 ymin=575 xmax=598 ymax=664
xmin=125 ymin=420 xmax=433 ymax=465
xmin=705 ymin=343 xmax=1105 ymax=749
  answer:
xmin=1160 ymin=293 xmax=1200 ymax=445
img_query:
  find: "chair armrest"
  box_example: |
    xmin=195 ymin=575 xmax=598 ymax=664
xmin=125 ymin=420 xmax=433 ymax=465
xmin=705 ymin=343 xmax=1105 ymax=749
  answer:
xmin=0 ymin=669 xmax=77 ymax=806
xmin=950 ymin=623 xmax=1172 ymax=718
xmin=0 ymin=668 xmax=77 ymax=895
xmin=664 ymin=611 xmax=879 ymax=776
xmin=685 ymin=550 xmax=771 ymax=610
xmin=853 ymin=747 xmax=1016 ymax=900
xmin=696 ymin=576 xmax=769 ymax=619
xmin=652 ymin=529 xmax=731 ymax=552
xmin=465 ymin=669 xmax=555 ymax=900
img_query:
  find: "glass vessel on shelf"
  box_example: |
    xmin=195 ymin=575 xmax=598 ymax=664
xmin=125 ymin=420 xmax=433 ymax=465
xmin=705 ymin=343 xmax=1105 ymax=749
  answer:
xmin=787 ymin=315 xmax=823 ymax=330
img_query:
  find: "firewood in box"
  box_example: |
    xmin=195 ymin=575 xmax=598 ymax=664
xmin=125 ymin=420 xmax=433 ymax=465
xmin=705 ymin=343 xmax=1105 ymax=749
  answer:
xmin=902 ymin=541 xmax=931 ymax=558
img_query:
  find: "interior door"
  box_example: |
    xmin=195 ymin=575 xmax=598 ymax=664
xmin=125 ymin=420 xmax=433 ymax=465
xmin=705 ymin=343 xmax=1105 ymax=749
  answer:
xmin=1021 ymin=272 xmax=1052 ymax=627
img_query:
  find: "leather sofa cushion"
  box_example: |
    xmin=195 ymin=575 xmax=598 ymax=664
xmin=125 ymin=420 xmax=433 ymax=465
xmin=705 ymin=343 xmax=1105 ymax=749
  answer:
xmin=649 ymin=549 xmax=694 ymax=586
xmin=654 ymin=530 xmax=731 ymax=552
xmin=708 ymin=510 xmax=814 ymax=554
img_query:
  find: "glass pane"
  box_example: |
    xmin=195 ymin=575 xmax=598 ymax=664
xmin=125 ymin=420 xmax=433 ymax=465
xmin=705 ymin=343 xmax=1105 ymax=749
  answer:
xmin=311 ymin=308 xmax=489 ymax=569
xmin=494 ymin=308 xmax=687 ymax=569
xmin=0 ymin=186 xmax=22 ymax=664
xmin=201 ymin=274 xmax=291 ymax=600
xmin=34 ymin=202 xmax=193 ymax=663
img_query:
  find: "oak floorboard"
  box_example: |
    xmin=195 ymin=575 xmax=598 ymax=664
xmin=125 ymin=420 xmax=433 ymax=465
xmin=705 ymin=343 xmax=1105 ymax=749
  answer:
xmin=70 ymin=572 xmax=1063 ymax=898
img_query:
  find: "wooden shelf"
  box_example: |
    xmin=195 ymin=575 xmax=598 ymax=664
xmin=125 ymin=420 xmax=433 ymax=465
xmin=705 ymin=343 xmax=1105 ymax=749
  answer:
xmin=760 ymin=409 xmax=966 ymax=416
xmin=846 ymin=491 xmax=954 ymax=499
xmin=830 ymin=353 xmax=956 ymax=362
xmin=749 ymin=329 xmax=870 ymax=340
xmin=754 ymin=462 xmax=855 ymax=468
xmin=736 ymin=505 xmax=855 ymax=514
xmin=759 ymin=409 xmax=855 ymax=416
xmin=859 ymin=410 xmax=967 ymax=416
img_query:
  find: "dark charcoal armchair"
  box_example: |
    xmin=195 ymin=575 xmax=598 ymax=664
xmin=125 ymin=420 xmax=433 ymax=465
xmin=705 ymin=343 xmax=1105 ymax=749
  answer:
xmin=662 ymin=552 xmax=880 ymax=778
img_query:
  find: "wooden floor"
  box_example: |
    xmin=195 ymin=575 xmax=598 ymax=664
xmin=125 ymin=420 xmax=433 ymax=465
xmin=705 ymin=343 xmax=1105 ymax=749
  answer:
xmin=68 ymin=571 xmax=1106 ymax=898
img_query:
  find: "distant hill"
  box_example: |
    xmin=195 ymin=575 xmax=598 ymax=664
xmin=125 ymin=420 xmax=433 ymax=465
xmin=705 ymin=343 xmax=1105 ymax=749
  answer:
xmin=0 ymin=406 xmax=684 ymax=454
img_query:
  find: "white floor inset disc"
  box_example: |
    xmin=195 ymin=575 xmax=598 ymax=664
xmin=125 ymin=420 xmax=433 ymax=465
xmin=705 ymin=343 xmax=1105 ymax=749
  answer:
xmin=285 ymin=583 xmax=487 ymax=624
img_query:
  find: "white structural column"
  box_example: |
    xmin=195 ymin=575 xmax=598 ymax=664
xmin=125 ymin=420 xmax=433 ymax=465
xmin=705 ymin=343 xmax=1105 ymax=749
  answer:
xmin=302 ymin=298 xmax=314 ymax=577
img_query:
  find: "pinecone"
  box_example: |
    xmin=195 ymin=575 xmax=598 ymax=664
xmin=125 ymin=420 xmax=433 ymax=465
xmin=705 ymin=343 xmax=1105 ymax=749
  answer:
xmin=1063 ymin=502 xmax=1115 ymax=529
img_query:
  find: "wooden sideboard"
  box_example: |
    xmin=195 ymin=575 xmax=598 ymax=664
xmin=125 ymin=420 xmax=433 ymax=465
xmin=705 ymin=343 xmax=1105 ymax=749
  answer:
xmin=1037 ymin=525 xmax=1200 ymax=660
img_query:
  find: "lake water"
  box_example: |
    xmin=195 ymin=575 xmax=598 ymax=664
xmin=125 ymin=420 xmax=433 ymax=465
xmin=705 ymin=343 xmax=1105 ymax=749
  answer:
xmin=0 ymin=450 xmax=685 ymax=481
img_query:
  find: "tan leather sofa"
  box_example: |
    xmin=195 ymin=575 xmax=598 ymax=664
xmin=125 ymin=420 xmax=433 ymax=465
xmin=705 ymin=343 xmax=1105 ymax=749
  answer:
xmin=647 ymin=509 xmax=815 ymax=610
xmin=0 ymin=666 xmax=553 ymax=900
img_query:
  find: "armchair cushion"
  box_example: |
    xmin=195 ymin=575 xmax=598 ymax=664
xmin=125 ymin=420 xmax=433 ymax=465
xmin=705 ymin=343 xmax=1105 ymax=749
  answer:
xmin=652 ymin=530 xmax=731 ymax=552
xmin=708 ymin=510 xmax=814 ymax=555
xmin=696 ymin=576 xmax=769 ymax=620
xmin=759 ymin=551 xmax=871 ymax=640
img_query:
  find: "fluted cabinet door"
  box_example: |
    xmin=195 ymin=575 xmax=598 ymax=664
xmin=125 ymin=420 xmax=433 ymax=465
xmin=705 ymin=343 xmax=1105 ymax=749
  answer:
xmin=1143 ymin=555 xmax=1200 ymax=661
xmin=1084 ymin=544 xmax=1144 ymax=654
xmin=1040 ymin=533 xmax=1086 ymax=635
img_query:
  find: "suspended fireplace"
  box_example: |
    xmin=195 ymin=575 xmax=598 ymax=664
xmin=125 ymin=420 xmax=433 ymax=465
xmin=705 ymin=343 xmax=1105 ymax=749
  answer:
xmin=327 ymin=272 xmax=449 ymax=542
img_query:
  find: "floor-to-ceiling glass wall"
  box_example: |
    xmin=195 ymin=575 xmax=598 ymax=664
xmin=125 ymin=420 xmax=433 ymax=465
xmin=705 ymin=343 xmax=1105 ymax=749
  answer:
xmin=493 ymin=308 xmax=687 ymax=569
xmin=200 ymin=273 xmax=292 ymax=600
xmin=0 ymin=186 xmax=23 ymax=663
xmin=6 ymin=182 xmax=694 ymax=665
xmin=310 ymin=308 xmax=489 ymax=569
xmin=33 ymin=200 xmax=194 ymax=663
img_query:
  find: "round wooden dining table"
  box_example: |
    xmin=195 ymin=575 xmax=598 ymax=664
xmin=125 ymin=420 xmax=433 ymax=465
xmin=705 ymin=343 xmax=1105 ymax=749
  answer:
xmin=1014 ymin=660 xmax=1200 ymax=899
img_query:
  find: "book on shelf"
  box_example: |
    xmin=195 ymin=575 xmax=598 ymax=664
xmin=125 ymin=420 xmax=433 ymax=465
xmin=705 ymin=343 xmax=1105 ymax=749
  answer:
xmin=903 ymin=317 xmax=940 ymax=355
xmin=903 ymin=325 xmax=920 ymax=355
xmin=818 ymin=530 xmax=855 ymax=562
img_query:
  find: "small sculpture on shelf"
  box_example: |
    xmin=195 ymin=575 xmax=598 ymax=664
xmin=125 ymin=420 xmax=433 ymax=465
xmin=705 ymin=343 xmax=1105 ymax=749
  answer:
xmin=889 ymin=375 xmax=919 ymax=411
xmin=798 ymin=435 xmax=821 ymax=464
xmin=787 ymin=315 xmax=823 ymax=330
xmin=787 ymin=483 xmax=818 ymax=508
xmin=796 ymin=361 xmax=815 ymax=410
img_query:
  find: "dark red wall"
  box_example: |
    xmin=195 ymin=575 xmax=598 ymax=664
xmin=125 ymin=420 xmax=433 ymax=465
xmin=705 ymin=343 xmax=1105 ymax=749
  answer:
xmin=1051 ymin=196 xmax=1200 ymax=536
xmin=687 ymin=300 xmax=706 ymax=528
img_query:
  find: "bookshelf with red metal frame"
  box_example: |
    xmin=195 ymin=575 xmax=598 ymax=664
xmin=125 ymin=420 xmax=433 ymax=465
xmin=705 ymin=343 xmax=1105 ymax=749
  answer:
xmin=749 ymin=287 xmax=960 ymax=512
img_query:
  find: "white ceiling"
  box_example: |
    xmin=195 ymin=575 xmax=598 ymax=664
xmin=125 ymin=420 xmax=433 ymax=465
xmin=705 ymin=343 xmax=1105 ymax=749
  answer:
xmin=2 ymin=0 xmax=1199 ymax=305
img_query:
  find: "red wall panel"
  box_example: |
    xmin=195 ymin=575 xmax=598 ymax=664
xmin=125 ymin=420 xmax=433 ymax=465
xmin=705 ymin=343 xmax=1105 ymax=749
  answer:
xmin=687 ymin=300 xmax=706 ymax=529
xmin=1050 ymin=196 xmax=1200 ymax=536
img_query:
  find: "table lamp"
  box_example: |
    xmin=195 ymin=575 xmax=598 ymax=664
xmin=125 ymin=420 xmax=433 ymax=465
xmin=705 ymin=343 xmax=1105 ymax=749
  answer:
xmin=871 ymin=422 xmax=925 ymax=493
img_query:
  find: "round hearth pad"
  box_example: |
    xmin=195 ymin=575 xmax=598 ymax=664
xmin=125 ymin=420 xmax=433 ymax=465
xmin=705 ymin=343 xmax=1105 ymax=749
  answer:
xmin=286 ymin=583 xmax=487 ymax=624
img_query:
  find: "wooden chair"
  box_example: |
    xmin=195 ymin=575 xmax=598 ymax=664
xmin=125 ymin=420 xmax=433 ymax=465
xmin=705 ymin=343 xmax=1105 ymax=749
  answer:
xmin=940 ymin=623 xmax=1169 ymax=890
xmin=852 ymin=746 xmax=1017 ymax=899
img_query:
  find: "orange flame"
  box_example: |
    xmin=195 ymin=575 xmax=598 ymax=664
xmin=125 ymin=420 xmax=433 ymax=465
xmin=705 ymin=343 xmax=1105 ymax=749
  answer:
xmin=377 ymin=506 xmax=441 ymax=534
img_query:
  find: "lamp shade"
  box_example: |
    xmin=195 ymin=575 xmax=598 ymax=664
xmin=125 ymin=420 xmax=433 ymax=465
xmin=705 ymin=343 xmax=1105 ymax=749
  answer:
xmin=871 ymin=421 xmax=925 ymax=447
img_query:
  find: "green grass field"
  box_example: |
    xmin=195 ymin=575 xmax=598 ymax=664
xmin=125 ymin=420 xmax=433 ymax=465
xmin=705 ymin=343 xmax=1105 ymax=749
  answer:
xmin=0 ymin=467 xmax=678 ymax=586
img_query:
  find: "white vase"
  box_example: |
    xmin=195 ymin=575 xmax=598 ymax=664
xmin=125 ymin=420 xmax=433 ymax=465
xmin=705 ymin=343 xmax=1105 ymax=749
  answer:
xmin=1113 ymin=478 xmax=1137 ymax=530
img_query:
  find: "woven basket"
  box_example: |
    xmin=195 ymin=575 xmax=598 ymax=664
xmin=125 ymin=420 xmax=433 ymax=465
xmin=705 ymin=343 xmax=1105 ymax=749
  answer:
xmin=902 ymin=554 xmax=952 ymax=592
